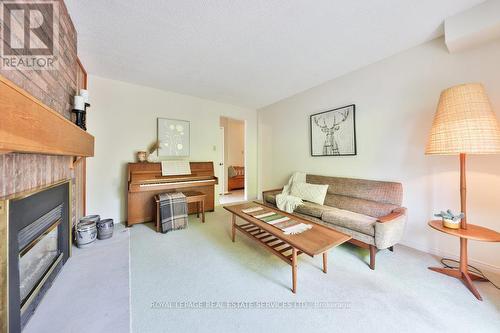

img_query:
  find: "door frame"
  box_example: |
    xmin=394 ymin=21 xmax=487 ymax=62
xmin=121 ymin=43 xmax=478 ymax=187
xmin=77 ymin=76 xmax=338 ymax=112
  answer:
xmin=218 ymin=126 xmax=227 ymax=195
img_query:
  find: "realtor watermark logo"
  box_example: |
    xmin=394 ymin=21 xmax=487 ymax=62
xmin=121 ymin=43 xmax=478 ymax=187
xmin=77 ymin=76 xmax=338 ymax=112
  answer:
xmin=151 ymin=300 xmax=352 ymax=310
xmin=1 ymin=0 xmax=59 ymax=70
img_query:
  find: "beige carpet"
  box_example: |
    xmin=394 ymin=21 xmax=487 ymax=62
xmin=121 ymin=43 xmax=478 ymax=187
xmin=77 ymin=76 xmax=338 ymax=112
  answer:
xmin=24 ymin=223 xmax=130 ymax=333
xmin=130 ymin=208 xmax=500 ymax=333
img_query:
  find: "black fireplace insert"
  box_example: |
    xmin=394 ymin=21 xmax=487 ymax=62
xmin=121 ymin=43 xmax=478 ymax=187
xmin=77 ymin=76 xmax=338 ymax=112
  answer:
xmin=3 ymin=181 xmax=70 ymax=332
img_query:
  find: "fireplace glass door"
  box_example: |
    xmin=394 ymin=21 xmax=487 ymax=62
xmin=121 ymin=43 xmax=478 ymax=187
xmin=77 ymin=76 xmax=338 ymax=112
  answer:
xmin=18 ymin=220 xmax=61 ymax=303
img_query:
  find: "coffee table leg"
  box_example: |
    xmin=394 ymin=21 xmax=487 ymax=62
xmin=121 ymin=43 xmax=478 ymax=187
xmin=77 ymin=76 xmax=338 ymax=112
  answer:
xmin=231 ymin=214 xmax=236 ymax=242
xmin=323 ymin=252 xmax=328 ymax=274
xmin=292 ymin=248 xmax=298 ymax=293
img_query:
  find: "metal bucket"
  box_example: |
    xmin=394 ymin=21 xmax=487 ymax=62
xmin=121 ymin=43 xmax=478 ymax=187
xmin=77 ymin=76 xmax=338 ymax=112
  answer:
xmin=76 ymin=220 xmax=97 ymax=248
xmin=80 ymin=215 xmax=100 ymax=224
xmin=96 ymin=218 xmax=114 ymax=240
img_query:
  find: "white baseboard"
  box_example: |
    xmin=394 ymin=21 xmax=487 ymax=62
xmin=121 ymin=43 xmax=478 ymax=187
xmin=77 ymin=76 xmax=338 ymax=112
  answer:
xmin=401 ymin=240 xmax=500 ymax=275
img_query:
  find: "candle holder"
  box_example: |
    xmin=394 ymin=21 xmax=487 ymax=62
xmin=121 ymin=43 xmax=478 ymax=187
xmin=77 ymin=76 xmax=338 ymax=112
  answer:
xmin=83 ymin=103 xmax=90 ymax=128
xmin=72 ymin=109 xmax=86 ymax=130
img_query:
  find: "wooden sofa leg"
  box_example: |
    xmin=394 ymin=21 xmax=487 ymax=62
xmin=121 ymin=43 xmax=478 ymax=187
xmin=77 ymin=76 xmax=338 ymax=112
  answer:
xmin=369 ymin=245 xmax=376 ymax=270
xmin=389 ymin=246 xmax=394 ymax=252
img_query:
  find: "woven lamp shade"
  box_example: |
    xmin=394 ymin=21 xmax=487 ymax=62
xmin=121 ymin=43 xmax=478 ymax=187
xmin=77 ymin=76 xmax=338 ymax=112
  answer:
xmin=426 ymin=83 xmax=500 ymax=155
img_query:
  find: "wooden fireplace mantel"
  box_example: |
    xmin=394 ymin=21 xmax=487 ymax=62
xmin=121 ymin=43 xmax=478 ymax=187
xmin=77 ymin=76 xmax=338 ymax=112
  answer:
xmin=0 ymin=75 xmax=94 ymax=157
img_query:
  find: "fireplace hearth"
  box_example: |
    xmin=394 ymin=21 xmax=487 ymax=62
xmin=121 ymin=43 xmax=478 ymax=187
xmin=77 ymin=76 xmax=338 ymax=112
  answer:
xmin=0 ymin=181 xmax=71 ymax=333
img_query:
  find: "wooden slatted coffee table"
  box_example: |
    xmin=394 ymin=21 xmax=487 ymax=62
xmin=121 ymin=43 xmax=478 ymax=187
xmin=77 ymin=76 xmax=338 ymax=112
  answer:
xmin=224 ymin=201 xmax=351 ymax=293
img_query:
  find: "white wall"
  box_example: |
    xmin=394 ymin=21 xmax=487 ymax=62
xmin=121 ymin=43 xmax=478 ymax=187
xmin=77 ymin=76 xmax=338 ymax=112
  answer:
xmin=86 ymin=76 xmax=257 ymax=223
xmin=258 ymin=37 xmax=500 ymax=271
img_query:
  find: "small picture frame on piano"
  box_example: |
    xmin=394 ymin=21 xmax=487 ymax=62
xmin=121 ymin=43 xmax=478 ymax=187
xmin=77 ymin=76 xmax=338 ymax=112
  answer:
xmin=157 ymin=118 xmax=190 ymax=157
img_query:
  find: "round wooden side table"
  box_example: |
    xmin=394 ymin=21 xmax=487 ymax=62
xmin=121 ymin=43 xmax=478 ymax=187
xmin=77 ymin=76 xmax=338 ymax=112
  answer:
xmin=428 ymin=220 xmax=500 ymax=301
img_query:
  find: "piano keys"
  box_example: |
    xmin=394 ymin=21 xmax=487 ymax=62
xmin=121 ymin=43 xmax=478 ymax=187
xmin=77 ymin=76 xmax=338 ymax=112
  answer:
xmin=127 ymin=161 xmax=218 ymax=226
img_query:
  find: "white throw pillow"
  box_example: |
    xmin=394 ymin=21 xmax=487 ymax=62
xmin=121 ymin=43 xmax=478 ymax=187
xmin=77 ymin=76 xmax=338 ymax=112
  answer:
xmin=290 ymin=182 xmax=329 ymax=205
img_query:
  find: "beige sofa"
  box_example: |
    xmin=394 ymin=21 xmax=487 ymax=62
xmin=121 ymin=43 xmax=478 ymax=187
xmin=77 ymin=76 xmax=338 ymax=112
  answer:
xmin=263 ymin=174 xmax=407 ymax=270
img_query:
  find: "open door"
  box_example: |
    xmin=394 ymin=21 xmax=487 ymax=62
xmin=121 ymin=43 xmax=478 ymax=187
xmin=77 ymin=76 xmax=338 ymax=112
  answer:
xmin=219 ymin=117 xmax=245 ymax=204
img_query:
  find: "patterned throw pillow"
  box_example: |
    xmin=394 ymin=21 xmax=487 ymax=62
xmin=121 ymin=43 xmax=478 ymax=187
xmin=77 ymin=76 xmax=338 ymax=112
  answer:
xmin=234 ymin=166 xmax=244 ymax=176
xmin=290 ymin=182 xmax=329 ymax=205
xmin=228 ymin=166 xmax=244 ymax=177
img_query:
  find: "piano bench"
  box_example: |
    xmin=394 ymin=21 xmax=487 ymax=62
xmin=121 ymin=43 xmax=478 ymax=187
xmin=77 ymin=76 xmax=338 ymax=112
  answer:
xmin=154 ymin=191 xmax=207 ymax=232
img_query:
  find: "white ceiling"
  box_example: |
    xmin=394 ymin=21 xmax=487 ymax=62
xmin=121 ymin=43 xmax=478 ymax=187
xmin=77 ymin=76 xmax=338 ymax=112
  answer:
xmin=66 ymin=0 xmax=485 ymax=109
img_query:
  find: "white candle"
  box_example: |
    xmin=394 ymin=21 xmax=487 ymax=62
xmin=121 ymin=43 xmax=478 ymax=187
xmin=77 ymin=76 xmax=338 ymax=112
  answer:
xmin=74 ymin=95 xmax=85 ymax=110
xmin=80 ymin=89 xmax=89 ymax=104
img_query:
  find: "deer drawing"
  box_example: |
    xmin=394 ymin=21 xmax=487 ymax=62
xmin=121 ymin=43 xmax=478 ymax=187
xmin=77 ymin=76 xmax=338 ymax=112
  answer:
xmin=313 ymin=109 xmax=350 ymax=155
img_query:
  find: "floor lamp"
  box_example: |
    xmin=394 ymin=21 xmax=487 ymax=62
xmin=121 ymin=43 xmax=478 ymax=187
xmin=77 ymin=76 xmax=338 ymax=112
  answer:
xmin=425 ymin=83 xmax=500 ymax=300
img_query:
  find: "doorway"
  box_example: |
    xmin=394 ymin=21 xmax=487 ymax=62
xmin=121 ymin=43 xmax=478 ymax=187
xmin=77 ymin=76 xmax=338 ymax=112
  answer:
xmin=219 ymin=116 xmax=246 ymax=204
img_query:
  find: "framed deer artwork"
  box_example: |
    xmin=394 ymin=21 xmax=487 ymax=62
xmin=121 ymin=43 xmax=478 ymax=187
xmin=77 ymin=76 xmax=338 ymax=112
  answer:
xmin=310 ymin=104 xmax=356 ymax=156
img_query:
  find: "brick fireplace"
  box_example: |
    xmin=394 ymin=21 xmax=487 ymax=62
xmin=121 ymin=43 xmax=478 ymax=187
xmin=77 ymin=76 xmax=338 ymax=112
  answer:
xmin=0 ymin=1 xmax=91 ymax=332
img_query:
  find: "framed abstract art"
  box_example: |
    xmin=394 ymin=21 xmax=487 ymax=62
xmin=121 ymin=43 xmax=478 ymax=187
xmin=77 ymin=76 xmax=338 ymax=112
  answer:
xmin=157 ymin=118 xmax=190 ymax=157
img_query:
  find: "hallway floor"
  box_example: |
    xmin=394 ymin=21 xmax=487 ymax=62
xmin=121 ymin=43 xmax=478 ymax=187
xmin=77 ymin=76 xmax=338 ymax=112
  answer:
xmin=219 ymin=189 xmax=245 ymax=204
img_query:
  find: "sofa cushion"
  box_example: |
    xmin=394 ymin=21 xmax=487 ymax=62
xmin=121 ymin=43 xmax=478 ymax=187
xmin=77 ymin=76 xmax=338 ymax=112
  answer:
xmin=264 ymin=193 xmax=277 ymax=205
xmin=322 ymin=208 xmax=377 ymax=236
xmin=323 ymin=194 xmax=399 ymax=218
xmin=294 ymin=202 xmax=335 ymax=218
xmin=306 ymin=174 xmax=403 ymax=206
xmin=293 ymin=211 xmax=376 ymax=245
xmin=290 ymin=182 xmax=329 ymax=205
xmin=264 ymin=194 xmax=333 ymax=218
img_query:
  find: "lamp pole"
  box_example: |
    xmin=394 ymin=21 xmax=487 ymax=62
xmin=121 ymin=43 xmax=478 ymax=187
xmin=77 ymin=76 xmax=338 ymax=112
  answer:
xmin=460 ymin=153 xmax=467 ymax=230
xmin=459 ymin=153 xmax=469 ymax=284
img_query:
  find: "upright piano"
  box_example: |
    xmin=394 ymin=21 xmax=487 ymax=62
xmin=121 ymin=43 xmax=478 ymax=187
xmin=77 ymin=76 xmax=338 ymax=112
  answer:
xmin=127 ymin=162 xmax=218 ymax=226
